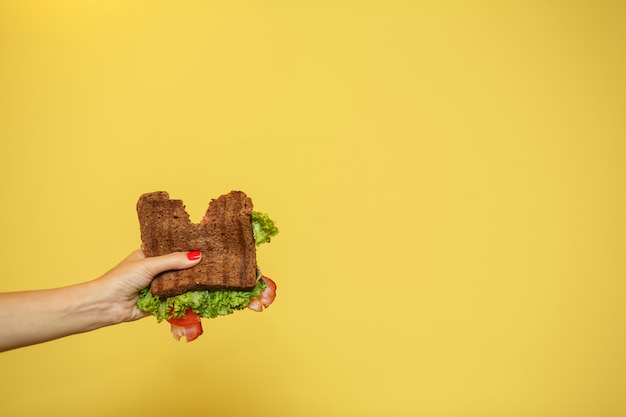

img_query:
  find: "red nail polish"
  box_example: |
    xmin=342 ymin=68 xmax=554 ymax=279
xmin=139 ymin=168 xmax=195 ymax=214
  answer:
xmin=187 ymin=250 xmax=201 ymax=260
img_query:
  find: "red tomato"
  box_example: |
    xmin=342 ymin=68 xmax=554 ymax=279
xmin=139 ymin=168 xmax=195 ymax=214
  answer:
xmin=167 ymin=309 xmax=203 ymax=342
xmin=167 ymin=308 xmax=201 ymax=326
xmin=248 ymin=276 xmax=277 ymax=311
xmin=262 ymin=275 xmax=277 ymax=292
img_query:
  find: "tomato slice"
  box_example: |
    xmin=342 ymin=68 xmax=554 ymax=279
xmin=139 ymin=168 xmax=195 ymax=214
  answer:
xmin=260 ymin=276 xmax=277 ymax=308
xmin=167 ymin=308 xmax=203 ymax=342
xmin=248 ymin=276 xmax=277 ymax=312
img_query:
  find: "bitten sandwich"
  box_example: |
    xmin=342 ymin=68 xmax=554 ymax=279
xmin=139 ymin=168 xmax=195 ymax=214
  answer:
xmin=135 ymin=190 xmax=279 ymax=341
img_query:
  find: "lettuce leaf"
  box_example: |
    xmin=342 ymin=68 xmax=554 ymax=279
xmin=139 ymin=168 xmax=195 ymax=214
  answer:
xmin=252 ymin=211 xmax=279 ymax=246
xmin=137 ymin=279 xmax=267 ymax=322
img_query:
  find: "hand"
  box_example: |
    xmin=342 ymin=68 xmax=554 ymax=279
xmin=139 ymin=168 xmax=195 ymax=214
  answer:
xmin=95 ymin=249 xmax=203 ymax=324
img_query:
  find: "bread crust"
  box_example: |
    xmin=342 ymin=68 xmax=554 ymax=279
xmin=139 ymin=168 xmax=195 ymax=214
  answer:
xmin=137 ymin=190 xmax=257 ymax=297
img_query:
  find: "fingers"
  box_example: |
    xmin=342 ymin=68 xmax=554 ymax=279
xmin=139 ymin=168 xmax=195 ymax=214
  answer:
xmin=140 ymin=250 xmax=202 ymax=278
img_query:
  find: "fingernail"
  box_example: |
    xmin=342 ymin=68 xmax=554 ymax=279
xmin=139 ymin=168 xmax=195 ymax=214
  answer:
xmin=187 ymin=250 xmax=202 ymax=261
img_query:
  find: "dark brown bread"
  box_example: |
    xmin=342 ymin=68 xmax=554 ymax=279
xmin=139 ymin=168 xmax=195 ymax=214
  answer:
xmin=137 ymin=190 xmax=257 ymax=298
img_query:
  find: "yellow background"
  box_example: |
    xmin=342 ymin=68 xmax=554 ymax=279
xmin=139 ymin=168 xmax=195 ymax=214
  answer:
xmin=1 ymin=1 xmax=625 ymax=416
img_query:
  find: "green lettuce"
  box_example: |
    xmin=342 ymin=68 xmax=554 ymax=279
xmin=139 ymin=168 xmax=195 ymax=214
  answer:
xmin=136 ymin=279 xmax=267 ymax=322
xmin=251 ymin=211 xmax=279 ymax=246
xmin=136 ymin=211 xmax=278 ymax=321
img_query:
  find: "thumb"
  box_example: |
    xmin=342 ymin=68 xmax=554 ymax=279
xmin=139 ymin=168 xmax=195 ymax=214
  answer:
xmin=140 ymin=250 xmax=202 ymax=278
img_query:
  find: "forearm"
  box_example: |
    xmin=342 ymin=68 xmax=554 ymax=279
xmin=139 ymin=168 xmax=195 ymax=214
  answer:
xmin=0 ymin=280 xmax=118 ymax=352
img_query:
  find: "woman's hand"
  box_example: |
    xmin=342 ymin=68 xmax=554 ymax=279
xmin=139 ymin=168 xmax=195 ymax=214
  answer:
xmin=94 ymin=249 xmax=203 ymax=324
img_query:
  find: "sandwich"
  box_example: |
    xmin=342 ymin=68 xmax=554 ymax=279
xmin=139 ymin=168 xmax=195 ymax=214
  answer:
xmin=135 ymin=190 xmax=279 ymax=341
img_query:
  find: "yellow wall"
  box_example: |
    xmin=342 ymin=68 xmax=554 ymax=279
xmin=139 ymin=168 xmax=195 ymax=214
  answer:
xmin=1 ymin=1 xmax=625 ymax=416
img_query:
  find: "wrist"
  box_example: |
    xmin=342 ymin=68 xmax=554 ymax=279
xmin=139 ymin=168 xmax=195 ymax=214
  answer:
xmin=72 ymin=280 xmax=122 ymax=329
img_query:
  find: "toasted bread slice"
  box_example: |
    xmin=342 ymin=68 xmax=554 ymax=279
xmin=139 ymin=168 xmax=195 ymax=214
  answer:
xmin=137 ymin=190 xmax=257 ymax=298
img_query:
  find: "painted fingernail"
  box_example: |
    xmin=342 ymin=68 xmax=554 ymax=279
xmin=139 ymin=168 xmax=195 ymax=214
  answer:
xmin=187 ymin=250 xmax=202 ymax=261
